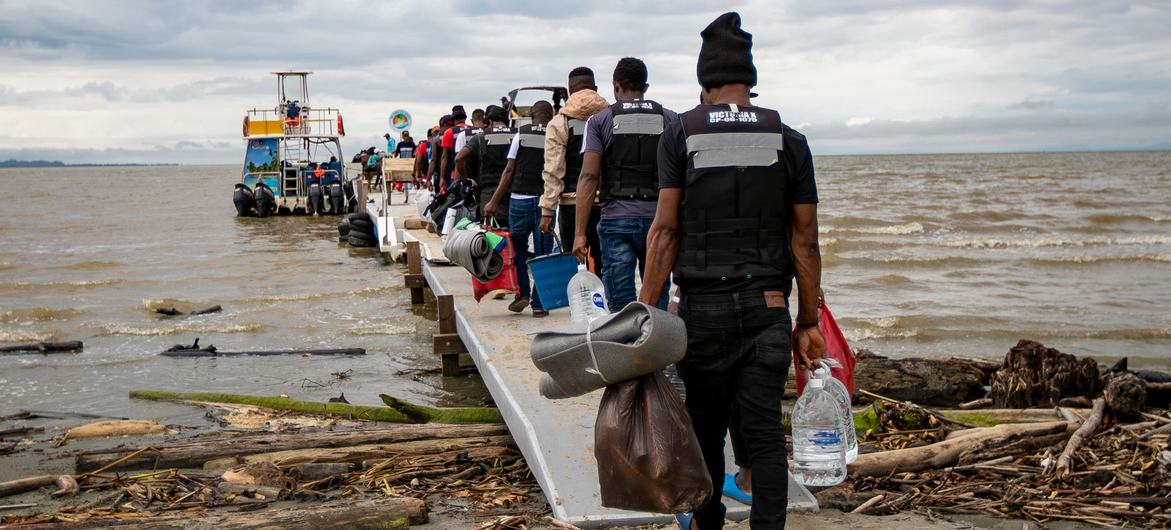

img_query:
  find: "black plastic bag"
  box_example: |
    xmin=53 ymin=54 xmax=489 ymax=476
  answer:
xmin=595 ymin=371 xmax=712 ymax=513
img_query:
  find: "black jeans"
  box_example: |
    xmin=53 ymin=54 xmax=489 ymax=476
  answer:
xmin=558 ymin=203 xmax=602 ymax=270
xmin=677 ymin=290 xmax=792 ymax=530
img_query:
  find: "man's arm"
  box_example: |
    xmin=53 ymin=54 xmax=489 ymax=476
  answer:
xmin=540 ymin=115 xmax=568 ymax=219
xmin=484 ymin=160 xmax=515 ymax=220
xmin=572 ymin=152 xmax=601 ymax=262
xmin=454 ymin=146 xmax=473 ymax=183
xmin=791 ymin=202 xmax=826 ymax=368
xmin=638 ymin=188 xmax=682 ymax=305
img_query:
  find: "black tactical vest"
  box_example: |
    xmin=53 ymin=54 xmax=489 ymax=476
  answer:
xmin=563 ymin=117 xmax=588 ymax=193
xmin=476 ymin=126 xmax=516 ymax=189
xmin=674 ymin=104 xmax=792 ymax=282
xmin=511 ymin=123 xmax=547 ymax=196
xmin=600 ymin=100 xmax=664 ymax=201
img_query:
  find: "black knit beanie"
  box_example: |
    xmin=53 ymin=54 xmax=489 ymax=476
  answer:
xmin=697 ymin=12 xmax=757 ymax=89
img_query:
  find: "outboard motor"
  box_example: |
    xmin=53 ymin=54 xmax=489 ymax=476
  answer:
xmin=254 ymin=182 xmax=275 ymax=218
xmin=343 ymin=181 xmax=357 ymax=213
xmin=308 ymin=182 xmax=325 ymax=215
xmin=233 ymin=183 xmax=256 ymax=217
xmin=329 ymin=182 xmax=345 ymax=215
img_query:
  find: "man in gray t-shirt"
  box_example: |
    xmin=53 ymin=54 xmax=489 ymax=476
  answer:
xmin=573 ymin=57 xmax=674 ymax=312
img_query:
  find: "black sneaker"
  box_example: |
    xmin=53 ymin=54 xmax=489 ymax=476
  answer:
xmin=532 ymin=308 xmax=548 ymax=318
xmin=508 ymin=296 xmax=530 ymax=313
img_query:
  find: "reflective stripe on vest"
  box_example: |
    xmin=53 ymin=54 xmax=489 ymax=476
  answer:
xmin=612 ymin=113 xmax=665 ymax=135
xmin=518 ymin=133 xmax=546 ymax=148
xmin=685 ymin=132 xmax=785 ymax=169
xmin=483 ymin=132 xmax=513 ymax=145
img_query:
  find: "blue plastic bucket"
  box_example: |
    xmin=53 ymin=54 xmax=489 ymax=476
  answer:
xmin=527 ymin=252 xmax=577 ymax=310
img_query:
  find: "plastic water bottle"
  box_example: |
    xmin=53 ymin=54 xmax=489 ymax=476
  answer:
xmin=568 ymin=264 xmax=607 ymax=323
xmin=815 ymin=367 xmax=858 ymax=464
xmin=792 ymin=377 xmax=847 ymax=486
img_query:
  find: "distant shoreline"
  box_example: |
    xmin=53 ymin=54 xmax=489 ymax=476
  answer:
xmin=0 ymin=160 xmax=179 ymax=168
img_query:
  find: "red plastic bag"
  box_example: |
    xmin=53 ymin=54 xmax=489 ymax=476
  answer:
xmin=472 ymin=225 xmax=518 ymax=302
xmin=595 ymin=372 xmax=713 ymax=513
xmin=795 ymin=301 xmax=856 ymax=398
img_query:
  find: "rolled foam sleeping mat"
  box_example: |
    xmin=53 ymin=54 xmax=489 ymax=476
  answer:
xmin=529 ymin=302 xmax=687 ymax=399
xmin=442 ymin=227 xmax=503 ymax=282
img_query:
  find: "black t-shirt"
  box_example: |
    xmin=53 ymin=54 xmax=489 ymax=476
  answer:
xmin=657 ymin=105 xmax=819 ymax=295
xmin=396 ymin=140 xmax=416 ymax=158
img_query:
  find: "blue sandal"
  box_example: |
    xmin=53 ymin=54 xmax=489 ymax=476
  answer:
xmin=675 ymin=513 xmax=694 ymax=530
xmin=722 ymin=473 xmax=753 ymax=505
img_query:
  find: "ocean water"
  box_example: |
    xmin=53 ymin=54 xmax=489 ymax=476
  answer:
xmin=0 ymin=165 xmax=488 ymax=418
xmin=1 ymin=152 xmax=1169 ymax=417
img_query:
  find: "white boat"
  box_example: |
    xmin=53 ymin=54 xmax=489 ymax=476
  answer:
xmin=233 ymin=71 xmax=354 ymax=217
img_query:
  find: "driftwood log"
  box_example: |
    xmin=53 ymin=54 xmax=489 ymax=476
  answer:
xmin=1104 ymin=372 xmax=1147 ymax=419
xmin=1054 ymin=397 xmax=1107 ymax=476
xmin=848 ymin=421 xmax=1075 ymax=477
xmin=0 ymin=497 xmax=427 ymax=529
xmin=201 ymin=436 xmax=515 ymax=471
xmin=990 ymin=340 xmax=1101 ymax=408
xmin=161 ymin=347 xmax=365 ymax=357
xmin=0 ymin=475 xmax=78 ymax=499
xmin=853 ymin=349 xmax=993 ymax=406
xmin=0 ymin=341 xmax=83 ymax=354
xmin=75 ymin=423 xmax=509 ymax=472
xmin=379 ymin=394 xmax=504 ymax=424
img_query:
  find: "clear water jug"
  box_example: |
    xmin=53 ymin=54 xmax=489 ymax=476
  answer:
xmin=567 ymin=264 xmax=607 ymax=323
xmin=815 ymin=366 xmax=858 ymax=464
xmin=792 ymin=377 xmax=847 ymax=486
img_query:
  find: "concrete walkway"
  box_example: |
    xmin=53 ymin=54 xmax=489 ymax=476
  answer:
xmin=365 ymin=190 xmax=813 ymax=527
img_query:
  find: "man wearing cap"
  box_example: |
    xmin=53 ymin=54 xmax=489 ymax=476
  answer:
xmin=455 ymin=105 xmax=515 ymax=226
xmin=639 ymin=12 xmax=826 ymax=529
xmin=540 ymin=67 xmax=609 ymax=272
xmin=574 ymin=57 xmax=673 ymax=313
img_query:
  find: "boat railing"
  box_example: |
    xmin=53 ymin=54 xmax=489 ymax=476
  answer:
xmin=245 ymin=107 xmax=343 ymax=138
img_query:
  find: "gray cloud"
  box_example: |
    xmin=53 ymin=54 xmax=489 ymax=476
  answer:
xmin=0 ymin=0 xmax=1168 ymax=163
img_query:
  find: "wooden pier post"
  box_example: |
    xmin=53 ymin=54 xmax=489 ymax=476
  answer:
xmin=433 ymin=294 xmax=466 ymax=377
xmin=404 ymin=241 xmax=425 ymax=305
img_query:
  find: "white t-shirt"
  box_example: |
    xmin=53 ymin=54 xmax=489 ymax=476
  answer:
xmin=506 ymin=131 xmax=536 ymax=200
xmin=454 ymin=130 xmax=469 ymax=154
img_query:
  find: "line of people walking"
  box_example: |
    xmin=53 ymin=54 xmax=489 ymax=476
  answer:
xmin=408 ymin=12 xmax=827 ymax=529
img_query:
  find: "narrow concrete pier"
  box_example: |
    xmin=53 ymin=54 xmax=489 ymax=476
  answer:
xmin=365 ymin=190 xmax=812 ymax=527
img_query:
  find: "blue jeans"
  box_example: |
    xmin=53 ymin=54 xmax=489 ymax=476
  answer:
xmin=597 ymin=217 xmax=669 ymax=313
xmin=509 ymin=196 xmax=555 ymax=310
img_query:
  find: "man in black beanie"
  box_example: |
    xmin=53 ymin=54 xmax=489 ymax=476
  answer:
xmin=639 ymin=11 xmax=826 ymax=530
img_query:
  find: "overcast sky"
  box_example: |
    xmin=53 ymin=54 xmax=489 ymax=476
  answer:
xmin=1 ymin=0 xmax=1169 ymax=164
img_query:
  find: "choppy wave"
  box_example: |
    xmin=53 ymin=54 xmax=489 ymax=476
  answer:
xmin=822 ymin=222 xmax=925 ymax=235
xmin=845 ymin=324 xmax=1171 ymax=343
xmin=96 ymin=322 xmax=262 ymax=336
xmin=0 ymin=308 xmax=83 ymax=323
xmin=940 ymin=235 xmax=1171 ymax=249
xmin=844 ymin=255 xmax=985 ymax=267
xmin=349 ymin=324 xmax=414 ymax=336
xmin=0 ymin=329 xmax=56 ymax=342
xmin=53 ymin=260 xmax=122 ymax=271
xmin=239 ymin=286 xmax=396 ymax=304
xmin=0 ymin=279 xmax=126 ymax=292
xmin=1025 ymin=255 xmax=1171 ymax=265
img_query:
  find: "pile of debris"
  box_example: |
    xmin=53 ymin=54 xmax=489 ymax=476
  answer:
xmin=0 ymin=396 xmax=540 ymax=529
xmin=834 ymin=340 xmax=1171 ymax=526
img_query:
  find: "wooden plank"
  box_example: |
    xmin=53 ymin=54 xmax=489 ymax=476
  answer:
xmin=436 ymin=295 xmax=456 ymax=335
xmin=441 ymin=353 xmax=461 ymax=377
xmin=433 ymin=333 xmax=466 ymax=355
